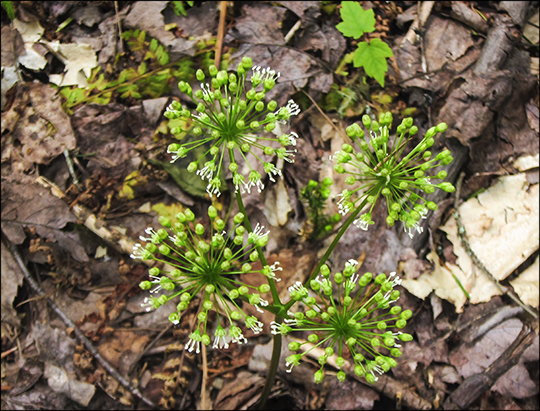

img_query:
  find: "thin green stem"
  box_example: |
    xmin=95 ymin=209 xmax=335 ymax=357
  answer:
xmin=283 ymin=197 xmax=369 ymax=311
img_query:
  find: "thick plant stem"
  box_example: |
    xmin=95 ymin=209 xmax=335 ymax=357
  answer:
xmin=257 ymin=314 xmax=282 ymax=410
xmin=234 ymin=191 xmax=283 ymax=410
xmin=234 ymin=190 xmax=282 ymax=306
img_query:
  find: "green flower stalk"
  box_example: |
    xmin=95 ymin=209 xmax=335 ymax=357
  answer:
xmin=130 ymin=206 xmax=282 ymax=353
xmin=164 ymin=56 xmax=300 ymax=197
xmin=333 ymin=112 xmax=455 ymax=238
xmin=271 ymin=260 xmax=413 ymax=384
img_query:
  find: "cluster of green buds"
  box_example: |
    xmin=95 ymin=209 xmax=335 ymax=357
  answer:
xmin=300 ymin=178 xmax=341 ymax=240
xmin=271 ymin=260 xmax=413 ymax=384
xmin=164 ymin=56 xmax=301 ymax=197
xmin=332 ymin=112 xmax=455 ymax=238
xmin=131 ymin=206 xmax=283 ymax=353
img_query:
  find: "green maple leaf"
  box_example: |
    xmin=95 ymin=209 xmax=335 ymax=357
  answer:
xmin=353 ymin=38 xmax=394 ymax=87
xmin=336 ymin=2 xmax=375 ymax=39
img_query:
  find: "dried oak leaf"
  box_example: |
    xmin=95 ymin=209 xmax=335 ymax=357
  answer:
xmin=8 ymin=82 xmax=76 ymax=167
xmin=1 ymin=181 xmax=76 ymax=245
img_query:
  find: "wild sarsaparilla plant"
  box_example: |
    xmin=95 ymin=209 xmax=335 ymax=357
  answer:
xmin=131 ymin=56 xmax=455 ymax=407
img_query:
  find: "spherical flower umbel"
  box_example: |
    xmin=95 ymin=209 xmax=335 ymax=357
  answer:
xmin=165 ymin=56 xmax=300 ymax=197
xmin=131 ymin=206 xmax=276 ymax=353
xmin=272 ymin=260 xmax=413 ymax=384
xmin=332 ymin=112 xmax=455 ymax=237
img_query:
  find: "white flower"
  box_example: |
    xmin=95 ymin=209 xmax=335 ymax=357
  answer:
xmin=200 ymin=83 xmax=213 ymax=102
xmin=206 ymin=177 xmax=222 ymax=198
xmin=249 ymin=223 xmax=270 ymax=243
xmin=245 ymin=316 xmax=263 ymax=334
xmin=139 ymin=227 xmax=161 ymax=243
xmin=233 ymin=172 xmax=246 ymax=193
xmin=276 ymin=148 xmax=297 ymax=163
xmin=167 ymin=145 xmax=187 ymax=162
xmin=130 ymin=243 xmax=151 ymax=260
xmin=404 ymin=222 xmax=423 ymax=239
xmin=285 ymin=354 xmax=301 ymax=373
xmin=212 ymin=326 xmax=229 ymax=350
xmin=244 ymin=171 xmax=264 ymax=193
xmin=196 ymin=161 xmax=216 ymax=181
xmin=270 ymin=321 xmax=291 ymax=335
xmin=263 ymin=162 xmax=282 ymax=182
xmin=337 ymin=190 xmax=352 ymax=216
xmin=186 ymin=330 xmax=202 ymax=354
xmin=353 ymin=214 xmax=373 ymax=231
xmin=141 ymin=296 xmax=159 ymax=312
xmin=288 ymin=281 xmax=308 ymax=299
xmin=230 ymin=326 xmax=247 ymax=344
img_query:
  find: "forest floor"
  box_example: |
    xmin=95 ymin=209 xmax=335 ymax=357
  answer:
xmin=1 ymin=1 xmax=539 ymax=410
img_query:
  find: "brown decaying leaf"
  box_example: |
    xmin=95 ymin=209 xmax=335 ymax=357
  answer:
xmin=1 ymin=181 xmax=76 ymax=245
xmin=2 ymin=82 xmax=76 ymax=170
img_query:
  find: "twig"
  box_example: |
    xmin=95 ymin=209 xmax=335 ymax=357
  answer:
xmin=284 ymin=19 xmax=302 ymax=43
xmin=453 ymin=172 xmax=538 ymax=319
xmin=114 ymin=1 xmax=124 ymax=55
xmin=63 ymin=148 xmax=82 ymax=191
xmin=35 ymin=176 xmax=153 ymax=267
xmin=300 ymin=89 xmax=347 ymax=140
xmin=201 ymin=342 xmax=208 ymax=410
xmin=400 ymin=1 xmax=435 ymax=47
xmin=214 ymin=1 xmax=227 ymax=68
xmin=443 ymin=320 xmax=539 ymax=410
xmin=2 ymin=233 xmax=157 ymax=409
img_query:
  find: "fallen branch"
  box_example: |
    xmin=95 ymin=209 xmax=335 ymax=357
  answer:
xmin=443 ymin=320 xmax=538 ymax=410
xmin=3 ymin=233 xmax=157 ymax=409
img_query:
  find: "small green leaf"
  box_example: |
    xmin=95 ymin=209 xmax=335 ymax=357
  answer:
xmin=138 ymin=62 xmax=147 ymax=75
xmin=150 ymin=38 xmax=158 ymax=52
xmin=1 ymin=1 xmax=15 ymax=20
xmin=336 ymin=2 xmax=375 ymax=39
xmin=353 ymin=38 xmax=393 ymax=87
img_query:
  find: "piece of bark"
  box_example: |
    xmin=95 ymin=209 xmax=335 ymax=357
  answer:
xmin=450 ymin=1 xmax=490 ymax=33
xmin=443 ymin=321 xmax=538 ymax=410
xmin=474 ymin=1 xmax=530 ymax=73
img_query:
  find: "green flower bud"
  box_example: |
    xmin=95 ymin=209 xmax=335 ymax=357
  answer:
xmin=159 ymin=244 xmax=171 ymax=256
xmin=306 ymin=309 xmax=317 ymax=319
xmin=139 ymin=281 xmax=152 ymax=290
xmin=337 ymin=371 xmax=346 ymax=382
xmin=398 ymin=333 xmax=413 ymax=341
xmin=242 ymin=56 xmax=253 ymax=69
xmin=268 ymin=100 xmax=278 ymax=111
xmin=289 ymin=341 xmax=301 ymax=351
xmin=396 ymin=319 xmax=407 ymax=328
xmin=314 ymin=370 xmax=324 ymax=383
xmin=214 ymin=219 xmax=225 ymax=230
xmin=362 ymin=114 xmax=371 ymax=128
xmin=308 ymin=334 xmax=319 ymax=343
